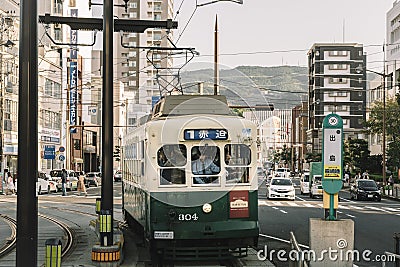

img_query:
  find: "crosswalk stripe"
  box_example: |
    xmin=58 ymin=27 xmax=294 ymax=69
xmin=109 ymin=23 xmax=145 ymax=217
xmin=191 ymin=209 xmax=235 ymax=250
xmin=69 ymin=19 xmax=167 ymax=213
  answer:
xmin=348 ymin=205 xmax=363 ymax=210
xmin=304 ymin=203 xmax=314 ymax=208
xmin=383 ymin=207 xmax=400 ymax=212
xmin=258 ymin=200 xmax=268 ymax=206
xmin=365 ymin=206 xmax=385 ymax=212
xmin=287 ymin=202 xmax=299 ymax=206
xmin=338 ymin=205 xmax=350 ymax=210
xmin=272 ymin=201 xmax=282 ymax=206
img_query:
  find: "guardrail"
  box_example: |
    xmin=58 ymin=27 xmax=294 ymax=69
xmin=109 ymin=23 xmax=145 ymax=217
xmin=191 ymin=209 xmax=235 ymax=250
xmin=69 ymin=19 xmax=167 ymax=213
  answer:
xmin=289 ymin=231 xmax=308 ymax=267
xmin=381 ymin=184 xmax=400 ymax=199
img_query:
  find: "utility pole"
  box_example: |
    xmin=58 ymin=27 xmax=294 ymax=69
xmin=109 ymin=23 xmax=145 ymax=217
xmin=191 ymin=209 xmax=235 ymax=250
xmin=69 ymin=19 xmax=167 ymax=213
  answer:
xmin=17 ymin=0 xmax=38 ymax=265
xmin=214 ymin=15 xmax=219 ymax=95
xmin=39 ymin=7 xmax=178 ymax=254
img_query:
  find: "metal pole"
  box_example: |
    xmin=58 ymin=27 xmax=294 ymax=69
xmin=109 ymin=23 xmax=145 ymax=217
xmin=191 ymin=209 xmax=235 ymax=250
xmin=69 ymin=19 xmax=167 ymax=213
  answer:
xmin=213 ymin=15 xmax=219 ymax=95
xmin=101 ymin=0 xmax=114 ymax=245
xmin=383 ymin=44 xmax=387 ymax=186
xmin=17 ymin=0 xmax=38 ymax=265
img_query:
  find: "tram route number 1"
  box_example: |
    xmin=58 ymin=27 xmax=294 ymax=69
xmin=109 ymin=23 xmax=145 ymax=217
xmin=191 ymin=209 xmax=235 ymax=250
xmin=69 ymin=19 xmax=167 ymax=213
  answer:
xmin=178 ymin=213 xmax=198 ymax=221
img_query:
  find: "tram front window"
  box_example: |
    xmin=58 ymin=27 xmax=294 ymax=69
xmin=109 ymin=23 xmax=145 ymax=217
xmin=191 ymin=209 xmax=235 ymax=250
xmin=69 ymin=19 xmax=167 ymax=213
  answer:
xmin=225 ymin=144 xmax=251 ymax=184
xmin=157 ymin=145 xmax=187 ymax=185
xmin=191 ymin=146 xmax=220 ymax=185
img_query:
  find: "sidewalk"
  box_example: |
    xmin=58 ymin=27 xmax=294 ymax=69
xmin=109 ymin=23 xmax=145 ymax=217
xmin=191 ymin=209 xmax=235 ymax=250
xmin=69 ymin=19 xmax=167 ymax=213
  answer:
xmin=381 ymin=184 xmax=400 ymax=201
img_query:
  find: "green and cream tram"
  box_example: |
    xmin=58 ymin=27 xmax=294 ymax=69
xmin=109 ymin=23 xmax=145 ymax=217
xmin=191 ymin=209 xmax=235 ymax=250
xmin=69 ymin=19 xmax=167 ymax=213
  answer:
xmin=121 ymin=95 xmax=259 ymax=260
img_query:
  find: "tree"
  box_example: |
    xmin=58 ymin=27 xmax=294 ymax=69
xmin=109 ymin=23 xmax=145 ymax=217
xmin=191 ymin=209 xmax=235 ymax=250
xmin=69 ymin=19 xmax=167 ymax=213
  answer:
xmin=344 ymin=139 xmax=370 ymax=172
xmin=366 ymin=98 xmax=400 ymax=174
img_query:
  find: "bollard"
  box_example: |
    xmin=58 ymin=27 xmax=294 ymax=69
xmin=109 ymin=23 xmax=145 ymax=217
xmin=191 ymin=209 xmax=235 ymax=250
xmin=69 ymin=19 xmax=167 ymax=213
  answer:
xmin=96 ymin=198 xmax=101 ymax=214
xmin=99 ymin=209 xmax=112 ymax=246
xmin=394 ymin=233 xmax=400 ymax=267
xmin=45 ymin=238 xmax=62 ymax=267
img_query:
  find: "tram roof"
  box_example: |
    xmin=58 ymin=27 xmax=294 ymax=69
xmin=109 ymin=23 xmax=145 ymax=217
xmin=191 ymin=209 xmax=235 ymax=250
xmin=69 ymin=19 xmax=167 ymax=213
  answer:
xmin=151 ymin=95 xmax=232 ymax=119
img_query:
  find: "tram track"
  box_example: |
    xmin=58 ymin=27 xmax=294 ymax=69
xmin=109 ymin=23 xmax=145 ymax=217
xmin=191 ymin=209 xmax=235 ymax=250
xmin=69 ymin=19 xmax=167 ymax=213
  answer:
xmin=0 ymin=214 xmax=17 ymax=257
xmin=0 ymin=212 xmax=76 ymax=261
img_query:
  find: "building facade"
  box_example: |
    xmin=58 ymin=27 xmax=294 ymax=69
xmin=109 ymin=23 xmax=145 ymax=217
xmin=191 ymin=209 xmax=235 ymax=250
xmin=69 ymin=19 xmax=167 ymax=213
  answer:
xmin=307 ymin=43 xmax=367 ymax=154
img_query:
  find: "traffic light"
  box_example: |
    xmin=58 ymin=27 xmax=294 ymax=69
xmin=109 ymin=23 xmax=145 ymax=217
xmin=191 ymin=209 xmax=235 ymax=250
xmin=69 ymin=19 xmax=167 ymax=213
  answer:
xmin=113 ymin=146 xmax=121 ymax=161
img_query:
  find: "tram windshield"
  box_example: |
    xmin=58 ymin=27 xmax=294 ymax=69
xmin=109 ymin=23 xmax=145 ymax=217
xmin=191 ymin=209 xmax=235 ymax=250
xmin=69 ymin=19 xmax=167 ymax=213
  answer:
xmin=157 ymin=145 xmax=187 ymax=185
xmin=225 ymin=144 xmax=251 ymax=184
xmin=191 ymin=146 xmax=220 ymax=185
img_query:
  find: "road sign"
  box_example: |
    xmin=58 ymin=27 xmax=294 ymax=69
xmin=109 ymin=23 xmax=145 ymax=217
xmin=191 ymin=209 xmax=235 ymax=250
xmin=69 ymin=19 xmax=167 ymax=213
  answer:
xmin=322 ymin=114 xmax=343 ymax=194
xmin=322 ymin=113 xmax=343 ymax=221
xmin=59 ymin=146 xmax=65 ymax=152
xmin=59 ymin=155 xmax=65 ymax=161
xmin=44 ymin=145 xmax=56 ymax=160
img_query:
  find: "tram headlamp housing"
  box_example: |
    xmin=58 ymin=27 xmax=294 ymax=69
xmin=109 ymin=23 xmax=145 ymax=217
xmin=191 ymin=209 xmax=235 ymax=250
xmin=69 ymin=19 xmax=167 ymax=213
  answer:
xmin=202 ymin=203 xmax=212 ymax=213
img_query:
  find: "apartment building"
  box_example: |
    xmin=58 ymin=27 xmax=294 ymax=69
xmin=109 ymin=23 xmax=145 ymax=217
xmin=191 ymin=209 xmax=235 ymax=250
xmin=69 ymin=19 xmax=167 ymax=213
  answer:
xmin=243 ymin=108 xmax=292 ymax=166
xmin=307 ymin=43 xmax=367 ymax=154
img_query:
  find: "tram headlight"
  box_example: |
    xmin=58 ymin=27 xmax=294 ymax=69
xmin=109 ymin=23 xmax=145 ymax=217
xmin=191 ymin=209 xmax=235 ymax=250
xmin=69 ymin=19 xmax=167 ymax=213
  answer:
xmin=202 ymin=203 xmax=212 ymax=213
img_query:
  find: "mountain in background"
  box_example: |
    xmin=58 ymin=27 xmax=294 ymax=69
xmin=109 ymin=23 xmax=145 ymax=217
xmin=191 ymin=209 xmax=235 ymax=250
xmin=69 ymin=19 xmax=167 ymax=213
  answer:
xmin=180 ymin=65 xmax=308 ymax=109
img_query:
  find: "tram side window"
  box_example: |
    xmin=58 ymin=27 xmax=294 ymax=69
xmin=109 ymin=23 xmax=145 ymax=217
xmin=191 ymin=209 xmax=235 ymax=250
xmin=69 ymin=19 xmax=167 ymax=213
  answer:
xmin=225 ymin=144 xmax=251 ymax=184
xmin=191 ymin=146 xmax=220 ymax=185
xmin=157 ymin=145 xmax=187 ymax=185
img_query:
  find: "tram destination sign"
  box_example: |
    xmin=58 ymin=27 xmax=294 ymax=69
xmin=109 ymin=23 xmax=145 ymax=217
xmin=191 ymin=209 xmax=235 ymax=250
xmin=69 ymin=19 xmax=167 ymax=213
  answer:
xmin=184 ymin=129 xmax=228 ymax=140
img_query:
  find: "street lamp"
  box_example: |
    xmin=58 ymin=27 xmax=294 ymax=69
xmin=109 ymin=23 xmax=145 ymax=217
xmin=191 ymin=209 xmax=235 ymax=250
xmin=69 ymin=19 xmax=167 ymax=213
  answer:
xmin=356 ymin=65 xmax=389 ymax=185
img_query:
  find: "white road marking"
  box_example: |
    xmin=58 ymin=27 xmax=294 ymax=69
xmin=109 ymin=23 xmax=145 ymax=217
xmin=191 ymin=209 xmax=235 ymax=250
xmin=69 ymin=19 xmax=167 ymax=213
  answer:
xmin=348 ymin=205 xmax=363 ymax=210
xmin=280 ymin=210 xmax=288 ymax=214
xmin=345 ymin=214 xmax=356 ymax=218
xmin=338 ymin=205 xmax=350 ymax=210
xmin=288 ymin=202 xmax=299 ymax=206
xmin=295 ymin=196 xmax=307 ymax=201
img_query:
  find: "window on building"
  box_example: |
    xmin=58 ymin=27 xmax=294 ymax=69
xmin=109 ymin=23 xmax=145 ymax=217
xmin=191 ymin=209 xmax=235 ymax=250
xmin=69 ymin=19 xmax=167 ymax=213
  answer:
xmin=54 ymin=82 xmax=61 ymax=98
xmin=328 ymin=64 xmax=348 ymax=70
xmin=74 ymin=139 xmax=81 ymax=150
xmin=128 ymin=117 xmax=136 ymax=126
xmin=45 ymin=79 xmax=53 ymax=96
xmin=54 ymin=26 xmax=62 ymax=41
xmin=329 ymin=77 xmax=347 ymax=84
xmin=53 ymin=0 xmax=63 ymax=14
xmin=328 ymin=50 xmax=348 ymax=56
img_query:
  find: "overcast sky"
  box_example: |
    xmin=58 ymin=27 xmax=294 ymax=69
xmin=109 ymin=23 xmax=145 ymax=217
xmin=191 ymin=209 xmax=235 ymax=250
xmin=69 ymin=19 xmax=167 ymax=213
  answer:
xmin=173 ymin=0 xmax=394 ymax=71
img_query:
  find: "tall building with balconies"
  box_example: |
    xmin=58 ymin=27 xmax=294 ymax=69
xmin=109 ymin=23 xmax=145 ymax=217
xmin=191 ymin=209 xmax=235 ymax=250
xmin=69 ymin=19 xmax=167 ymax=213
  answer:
xmin=307 ymin=43 xmax=367 ymax=154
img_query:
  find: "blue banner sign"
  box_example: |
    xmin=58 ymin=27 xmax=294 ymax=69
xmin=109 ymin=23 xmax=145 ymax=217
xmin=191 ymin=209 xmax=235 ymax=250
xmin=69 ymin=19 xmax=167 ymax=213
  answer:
xmin=69 ymin=61 xmax=77 ymax=133
xmin=184 ymin=129 xmax=228 ymax=140
xmin=44 ymin=145 xmax=56 ymax=160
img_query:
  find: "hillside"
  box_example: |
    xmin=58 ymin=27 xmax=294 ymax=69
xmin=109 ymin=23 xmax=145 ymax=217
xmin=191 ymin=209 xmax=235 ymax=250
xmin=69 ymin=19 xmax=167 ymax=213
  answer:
xmin=180 ymin=65 xmax=308 ymax=109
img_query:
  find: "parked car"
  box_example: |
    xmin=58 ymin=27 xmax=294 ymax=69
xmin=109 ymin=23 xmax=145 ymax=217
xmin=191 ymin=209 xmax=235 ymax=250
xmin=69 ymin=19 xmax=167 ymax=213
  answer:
xmin=50 ymin=169 xmax=78 ymax=191
xmin=85 ymin=172 xmax=101 ymax=187
xmin=36 ymin=171 xmax=50 ymax=195
xmin=300 ymin=172 xmax=310 ymax=195
xmin=266 ymin=178 xmax=295 ymax=200
xmin=114 ymin=170 xmax=122 ymax=182
xmin=350 ymin=179 xmax=381 ymax=201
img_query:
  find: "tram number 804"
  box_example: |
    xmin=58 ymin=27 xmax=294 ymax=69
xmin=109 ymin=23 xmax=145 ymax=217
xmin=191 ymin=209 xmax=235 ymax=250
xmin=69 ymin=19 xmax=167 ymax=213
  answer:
xmin=178 ymin=213 xmax=199 ymax=221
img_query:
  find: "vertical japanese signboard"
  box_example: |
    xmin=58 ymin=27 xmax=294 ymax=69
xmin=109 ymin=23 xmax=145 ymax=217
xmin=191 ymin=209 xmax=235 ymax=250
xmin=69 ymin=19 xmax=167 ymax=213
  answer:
xmin=322 ymin=114 xmax=343 ymax=194
xmin=69 ymin=9 xmax=78 ymax=133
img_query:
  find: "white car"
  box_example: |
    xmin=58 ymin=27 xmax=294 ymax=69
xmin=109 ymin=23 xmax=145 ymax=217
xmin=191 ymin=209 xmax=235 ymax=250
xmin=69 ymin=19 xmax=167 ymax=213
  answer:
xmin=274 ymin=168 xmax=290 ymax=178
xmin=310 ymin=175 xmax=323 ymax=199
xmin=36 ymin=171 xmax=57 ymax=194
xmin=267 ymin=178 xmax=295 ymax=200
xmin=300 ymin=172 xmax=310 ymax=195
